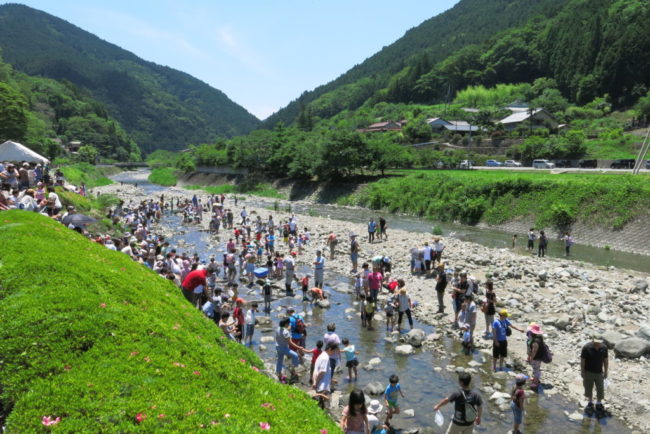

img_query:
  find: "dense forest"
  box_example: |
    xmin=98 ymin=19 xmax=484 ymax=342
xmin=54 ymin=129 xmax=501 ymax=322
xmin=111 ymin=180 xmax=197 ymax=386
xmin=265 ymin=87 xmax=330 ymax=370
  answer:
xmin=0 ymin=4 xmax=260 ymax=154
xmin=265 ymin=0 xmax=650 ymax=127
xmin=0 ymin=55 xmax=141 ymax=162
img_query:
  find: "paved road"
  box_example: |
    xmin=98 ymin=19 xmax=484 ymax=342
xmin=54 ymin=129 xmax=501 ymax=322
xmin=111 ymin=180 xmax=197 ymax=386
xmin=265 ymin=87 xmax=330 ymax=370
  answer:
xmin=473 ymin=166 xmax=649 ymax=174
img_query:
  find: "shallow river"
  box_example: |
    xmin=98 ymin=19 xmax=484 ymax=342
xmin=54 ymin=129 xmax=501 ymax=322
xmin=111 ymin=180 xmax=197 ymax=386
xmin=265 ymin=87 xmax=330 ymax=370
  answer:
xmin=112 ymin=172 xmax=631 ymax=432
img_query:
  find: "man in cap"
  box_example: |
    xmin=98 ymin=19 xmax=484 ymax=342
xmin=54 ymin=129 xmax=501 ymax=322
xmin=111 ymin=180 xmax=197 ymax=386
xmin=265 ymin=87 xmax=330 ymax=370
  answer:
xmin=349 ymin=233 xmax=360 ymax=274
xmin=492 ymin=309 xmax=524 ymax=372
xmin=581 ymin=334 xmax=609 ymax=417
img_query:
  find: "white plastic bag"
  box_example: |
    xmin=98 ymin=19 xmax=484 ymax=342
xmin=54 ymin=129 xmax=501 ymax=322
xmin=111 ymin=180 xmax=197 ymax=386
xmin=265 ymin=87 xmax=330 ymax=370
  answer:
xmin=435 ymin=410 xmax=444 ymax=427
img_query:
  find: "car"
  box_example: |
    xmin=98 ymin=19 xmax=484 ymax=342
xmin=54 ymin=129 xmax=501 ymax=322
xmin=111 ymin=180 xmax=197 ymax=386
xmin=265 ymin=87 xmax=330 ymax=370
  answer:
xmin=503 ymin=160 xmax=522 ymax=167
xmin=485 ymin=159 xmax=502 ymax=167
xmin=532 ymin=159 xmax=555 ymax=169
xmin=579 ymin=159 xmax=597 ymax=168
xmin=646 ymin=160 xmax=650 ymax=169
xmin=610 ymin=159 xmax=635 ymax=169
xmin=459 ymin=160 xmax=473 ymax=169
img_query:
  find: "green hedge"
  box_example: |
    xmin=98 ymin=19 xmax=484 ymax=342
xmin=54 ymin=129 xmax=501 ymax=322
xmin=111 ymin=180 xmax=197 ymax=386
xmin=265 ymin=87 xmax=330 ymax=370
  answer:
xmin=148 ymin=168 xmax=178 ymax=186
xmin=0 ymin=211 xmax=338 ymax=433
xmin=356 ymin=171 xmax=650 ymax=229
xmin=59 ymin=164 xmax=118 ymax=188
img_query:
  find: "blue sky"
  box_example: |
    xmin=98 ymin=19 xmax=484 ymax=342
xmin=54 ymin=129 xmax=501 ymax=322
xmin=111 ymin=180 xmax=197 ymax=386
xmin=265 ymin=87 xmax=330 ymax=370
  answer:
xmin=8 ymin=1 xmax=459 ymax=119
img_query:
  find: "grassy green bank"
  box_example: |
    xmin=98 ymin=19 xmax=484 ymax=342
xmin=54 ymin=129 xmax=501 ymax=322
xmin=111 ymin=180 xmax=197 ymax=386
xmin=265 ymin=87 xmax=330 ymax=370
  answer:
xmin=340 ymin=171 xmax=650 ymax=230
xmin=59 ymin=163 xmax=120 ymax=188
xmin=148 ymin=167 xmax=179 ymax=186
xmin=0 ymin=212 xmax=338 ymax=432
xmin=186 ymin=183 xmax=285 ymax=199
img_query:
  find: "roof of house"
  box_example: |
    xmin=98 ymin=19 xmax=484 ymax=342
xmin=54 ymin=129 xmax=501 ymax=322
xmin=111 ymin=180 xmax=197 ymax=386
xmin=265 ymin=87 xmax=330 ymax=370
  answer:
xmin=426 ymin=117 xmax=451 ymax=125
xmin=499 ymin=108 xmax=547 ymax=124
xmin=442 ymin=121 xmax=480 ymax=132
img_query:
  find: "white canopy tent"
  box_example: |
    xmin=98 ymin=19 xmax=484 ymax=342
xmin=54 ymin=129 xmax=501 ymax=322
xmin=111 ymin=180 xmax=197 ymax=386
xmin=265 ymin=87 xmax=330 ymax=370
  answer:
xmin=0 ymin=141 xmax=49 ymax=164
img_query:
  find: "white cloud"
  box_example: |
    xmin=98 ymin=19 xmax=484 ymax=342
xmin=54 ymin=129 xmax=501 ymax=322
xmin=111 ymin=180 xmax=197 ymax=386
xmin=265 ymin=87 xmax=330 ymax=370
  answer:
xmin=215 ymin=25 xmax=272 ymax=76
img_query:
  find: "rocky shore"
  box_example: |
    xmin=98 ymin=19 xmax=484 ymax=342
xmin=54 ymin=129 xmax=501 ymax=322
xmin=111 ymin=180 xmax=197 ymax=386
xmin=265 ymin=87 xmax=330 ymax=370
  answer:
xmin=96 ymin=175 xmax=650 ymax=432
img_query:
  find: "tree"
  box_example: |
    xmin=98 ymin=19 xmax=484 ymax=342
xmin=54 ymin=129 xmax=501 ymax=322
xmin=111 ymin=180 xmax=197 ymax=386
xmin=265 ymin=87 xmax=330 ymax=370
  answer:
xmin=77 ymin=145 xmax=99 ymax=164
xmin=635 ymin=91 xmax=650 ymax=119
xmin=0 ymin=82 xmax=28 ymax=142
xmin=317 ymin=131 xmax=368 ymax=178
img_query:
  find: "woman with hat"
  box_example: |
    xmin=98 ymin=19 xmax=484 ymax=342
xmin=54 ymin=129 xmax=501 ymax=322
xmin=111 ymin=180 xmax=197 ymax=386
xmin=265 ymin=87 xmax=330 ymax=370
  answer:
xmin=366 ymin=399 xmax=384 ymax=433
xmin=492 ymin=309 xmax=524 ymax=372
xmin=396 ymin=280 xmax=413 ymax=333
xmin=527 ymin=323 xmax=546 ymax=390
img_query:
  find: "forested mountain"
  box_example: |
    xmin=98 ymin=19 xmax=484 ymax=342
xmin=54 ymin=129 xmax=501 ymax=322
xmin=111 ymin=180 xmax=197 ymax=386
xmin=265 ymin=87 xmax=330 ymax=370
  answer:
xmin=265 ymin=0 xmax=650 ymax=127
xmin=0 ymin=4 xmax=260 ymax=154
xmin=0 ymin=55 xmax=141 ymax=162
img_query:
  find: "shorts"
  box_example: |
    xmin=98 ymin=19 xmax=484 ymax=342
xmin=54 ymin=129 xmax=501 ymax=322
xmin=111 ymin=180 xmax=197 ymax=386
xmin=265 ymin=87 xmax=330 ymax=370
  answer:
xmin=387 ymin=400 xmax=399 ymax=409
xmin=511 ymin=401 xmax=523 ymax=425
xmin=246 ymin=324 xmax=254 ymax=337
xmin=246 ymin=263 xmax=255 ymax=273
xmin=345 ymin=359 xmax=359 ymax=368
xmin=350 ymin=253 xmax=358 ymax=262
xmin=492 ymin=340 xmax=508 ymax=358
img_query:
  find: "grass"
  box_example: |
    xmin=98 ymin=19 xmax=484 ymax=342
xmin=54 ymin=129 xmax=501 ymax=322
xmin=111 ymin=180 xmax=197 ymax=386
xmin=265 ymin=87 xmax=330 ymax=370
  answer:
xmin=354 ymin=171 xmax=650 ymax=230
xmin=59 ymin=163 xmax=119 ymax=188
xmin=186 ymin=183 xmax=285 ymax=199
xmin=0 ymin=211 xmax=338 ymax=433
xmin=148 ymin=168 xmax=178 ymax=186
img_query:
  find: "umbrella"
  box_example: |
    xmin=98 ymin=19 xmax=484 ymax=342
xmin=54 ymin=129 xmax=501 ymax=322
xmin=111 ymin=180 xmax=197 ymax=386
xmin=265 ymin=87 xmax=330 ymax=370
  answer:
xmin=62 ymin=213 xmax=97 ymax=227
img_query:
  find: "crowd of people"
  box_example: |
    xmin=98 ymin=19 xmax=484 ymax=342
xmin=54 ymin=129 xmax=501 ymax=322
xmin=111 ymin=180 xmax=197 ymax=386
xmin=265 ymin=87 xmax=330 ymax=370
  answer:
xmin=1 ymin=160 xmax=611 ymax=433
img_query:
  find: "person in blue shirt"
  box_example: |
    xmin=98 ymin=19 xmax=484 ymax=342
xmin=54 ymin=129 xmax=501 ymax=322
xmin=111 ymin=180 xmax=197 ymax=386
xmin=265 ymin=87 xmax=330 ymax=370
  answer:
xmin=368 ymin=218 xmax=377 ymax=243
xmin=492 ymin=309 xmax=524 ymax=372
xmin=287 ymin=307 xmax=307 ymax=348
xmin=384 ymin=374 xmax=405 ymax=426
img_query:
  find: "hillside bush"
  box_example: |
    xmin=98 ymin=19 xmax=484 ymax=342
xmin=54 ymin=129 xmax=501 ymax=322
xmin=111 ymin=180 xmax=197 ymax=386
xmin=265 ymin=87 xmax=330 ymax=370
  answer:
xmin=0 ymin=211 xmax=338 ymax=432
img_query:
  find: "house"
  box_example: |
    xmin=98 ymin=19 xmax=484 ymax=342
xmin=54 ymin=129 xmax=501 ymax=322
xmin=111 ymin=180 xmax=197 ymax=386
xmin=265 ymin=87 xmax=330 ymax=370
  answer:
xmin=498 ymin=108 xmax=558 ymax=131
xmin=68 ymin=140 xmax=82 ymax=152
xmin=427 ymin=118 xmax=480 ymax=135
xmin=357 ymin=120 xmax=404 ymax=133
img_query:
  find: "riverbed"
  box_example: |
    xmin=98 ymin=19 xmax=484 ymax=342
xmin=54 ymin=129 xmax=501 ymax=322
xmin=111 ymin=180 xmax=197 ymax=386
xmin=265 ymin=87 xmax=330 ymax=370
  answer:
xmin=98 ymin=171 xmax=649 ymax=432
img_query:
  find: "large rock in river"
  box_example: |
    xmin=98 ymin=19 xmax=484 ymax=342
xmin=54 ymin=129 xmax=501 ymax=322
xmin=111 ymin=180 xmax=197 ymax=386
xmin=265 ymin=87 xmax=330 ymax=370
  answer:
xmin=614 ymin=338 xmax=650 ymax=358
xmin=638 ymin=323 xmax=650 ymax=342
xmin=403 ymin=329 xmax=426 ymax=347
xmin=365 ymin=381 xmax=384 ymax=396
xmin=395 ymin=344 xmax=415 ymax=355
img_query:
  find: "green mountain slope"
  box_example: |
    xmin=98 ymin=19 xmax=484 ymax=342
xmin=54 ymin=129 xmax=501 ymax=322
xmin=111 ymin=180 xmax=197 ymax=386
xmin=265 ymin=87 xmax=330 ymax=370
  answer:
xmin=0 ymin=211 xmax=337 ymax=432
xmin=265 ymin=0 xmax=650 ymax=127
xmin=0 ymin=4 xmax=260 ymax=154
xmin=264 ymin=0 xmax=569 ymax=126
xmin=0 ymin=55 xmax=141 ymax=161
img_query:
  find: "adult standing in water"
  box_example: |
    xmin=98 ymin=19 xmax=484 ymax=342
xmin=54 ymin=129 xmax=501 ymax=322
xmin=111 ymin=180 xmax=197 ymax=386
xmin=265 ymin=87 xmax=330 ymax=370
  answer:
xmin=581 ymin=334 xmax=608 ymax=418
xmin=538 ymin=230 xmax=548 ymax=257
xmin=433 ymin=372 xmax=483 ymax=433
xmin=562 ymin=232 xmax=574 ymax=256
xmin=275 ymin=318 xmax=299 ymax=383
xmin=492 ymin=309 xmax=524 ymax=372
xmin=313 ymin=249 xmax=325 ymax=289
xmin=284 ymin=252 xmax=296 ymax=293
xmin=367 ymin=218 xmax=376 ymax=244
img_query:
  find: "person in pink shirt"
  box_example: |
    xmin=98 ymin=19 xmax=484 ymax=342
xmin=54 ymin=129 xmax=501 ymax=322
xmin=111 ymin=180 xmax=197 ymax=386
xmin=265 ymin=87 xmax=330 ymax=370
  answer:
xmin=366 ymin=269 xmax=383 ymax=303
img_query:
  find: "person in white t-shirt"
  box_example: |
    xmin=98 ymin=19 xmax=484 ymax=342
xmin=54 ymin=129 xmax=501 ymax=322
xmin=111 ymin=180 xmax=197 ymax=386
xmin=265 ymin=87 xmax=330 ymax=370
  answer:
xmin=244 ymin=302 xmax=259 ymax=346
xmin=423 ymin=241 xmax=433 ymax=274
xmin=312 ymin=342 xmax=339 ymax=408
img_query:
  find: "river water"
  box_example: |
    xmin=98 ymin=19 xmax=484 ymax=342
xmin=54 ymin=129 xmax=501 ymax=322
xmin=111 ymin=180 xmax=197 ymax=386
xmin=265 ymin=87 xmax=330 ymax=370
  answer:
xmin=112 ymin=171 xmax=631 ymax=433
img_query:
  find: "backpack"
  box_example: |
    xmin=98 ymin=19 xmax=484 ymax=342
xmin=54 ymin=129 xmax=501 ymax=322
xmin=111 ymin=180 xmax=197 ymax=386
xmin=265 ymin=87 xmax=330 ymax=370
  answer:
xmin=292 ymin=315 xmax=306 ymax=335
xmin=454 ymin=390 xmax=477 ymax=424
xmin=542 ymin=342 xmax=553 ymax=363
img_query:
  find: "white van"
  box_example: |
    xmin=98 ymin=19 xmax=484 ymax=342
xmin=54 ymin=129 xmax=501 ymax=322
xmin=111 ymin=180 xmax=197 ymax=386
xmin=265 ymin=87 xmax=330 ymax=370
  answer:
xmin=532 ymin=159 xmax=555 ymax=169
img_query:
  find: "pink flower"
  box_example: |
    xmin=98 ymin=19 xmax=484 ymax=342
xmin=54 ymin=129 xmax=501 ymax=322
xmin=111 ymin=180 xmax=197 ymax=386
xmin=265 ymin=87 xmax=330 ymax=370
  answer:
xmin=239 ymin=358 xmax=246 ymax=363
xmin=320 ymin=430 xmax=328 ymax=434
xmin=193 ymin=370 xmax=201 ymax=376
xmin=100 ymin=303 xmax=107 ymax=308
xmin=251 ymin=366 xmax=260 ymax=372
xmin=135 ymin=413 xmax=146 ymax=423
xmin=259 ymin=421 xmax=271 ymax=430
xmin=41 ymin=416 xmax=61 ymax=426
xmin=143 ymin=356 xmax=151 ymax=363
xmin=261 ymin=403 xmax=275 ymax=410
xmin=158 ymin=414 xmax=166 ymax=419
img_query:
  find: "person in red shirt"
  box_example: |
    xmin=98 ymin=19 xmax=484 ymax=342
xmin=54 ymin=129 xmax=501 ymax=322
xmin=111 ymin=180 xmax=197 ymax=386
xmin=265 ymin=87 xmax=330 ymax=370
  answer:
xmin=367 ymin=270 xmax=383 ymax=303
xmin=308 ymin=340 xmax=324 ymax=385
xmin=181 ymin=268 xmax=213 ymax=307
xmin=300 ymin=274 xmax=311 ymax=301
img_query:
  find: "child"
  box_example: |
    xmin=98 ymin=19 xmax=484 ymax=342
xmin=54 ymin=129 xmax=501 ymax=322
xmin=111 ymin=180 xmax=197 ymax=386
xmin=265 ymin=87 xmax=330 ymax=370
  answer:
xmin=364 ymin=300 xmax=375 ymax=330
xmin=232 ymin=298 xmax=246 ymax=343
xmin=244 ymin=302 xmax=258 ymax=346
xmin=262 ymin=279 xmax=272 ymax=314
xmin=308 ymin=340 xmax=324 ymax=385
xmin=301 ymin=274 xmax=311 ymax=301
xmin=384 ymin=374 xmax=405 ymax=426
xmin=342 ymin=338 xmax=359 ymax=382
xmin=359 ymin=294 xmax=367 ymax=328
xmin=461 ymin=324 xmax=472 ymax=355
xmin=218 ymin=312 xmax=236 ymax=340
xmin=384 ymin=294 xmax=396 ymax=332
xmin=511 ymin=374 xmax=527 ymax=434
xmin=354 ymin=271 xmax=364 ymax=300
xmin=340 ymin=389 xmax=369 ymax=434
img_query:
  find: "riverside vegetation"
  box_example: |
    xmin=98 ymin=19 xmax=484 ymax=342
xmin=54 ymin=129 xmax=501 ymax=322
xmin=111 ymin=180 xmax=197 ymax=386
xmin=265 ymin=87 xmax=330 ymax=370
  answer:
xmin=0 ymin=211 xmax=338 ymax=432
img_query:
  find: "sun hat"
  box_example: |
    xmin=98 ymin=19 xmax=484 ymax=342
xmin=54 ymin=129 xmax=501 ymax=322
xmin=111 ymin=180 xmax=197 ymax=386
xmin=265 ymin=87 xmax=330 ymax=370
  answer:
xmin=515 ymin=374 xmax=529 ymax=382
xmin=368 ymin=399 xmax=383 ymax=414
xmin=591 ymin=333 xmax=604 ymax=344
xmin=499 ymin=309 xmax=509 ymax=317
xmin=527 ymin=323 xmax=543 ymax=335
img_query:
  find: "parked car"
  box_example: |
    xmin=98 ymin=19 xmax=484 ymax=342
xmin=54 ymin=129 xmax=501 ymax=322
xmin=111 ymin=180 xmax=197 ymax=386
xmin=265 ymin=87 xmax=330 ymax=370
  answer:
xmin=610 ymin=159 xmax=635 ymax=169
xmin=554 ymin=160 xmax=573 ymax=168
xmin=532 ymin=159 xmax=555 ymax=169
xmin=459 ymin=160 xmax=473 ymax=169
xmin=485 ymin=159 xmax=502 ymax=167
xmin=503 ymin=160 xmax=522 ymax=167
xmin=646 ymin=160 xmax=650 ymax=169
xmin=579 ymin=159 xmax=597 ymax=168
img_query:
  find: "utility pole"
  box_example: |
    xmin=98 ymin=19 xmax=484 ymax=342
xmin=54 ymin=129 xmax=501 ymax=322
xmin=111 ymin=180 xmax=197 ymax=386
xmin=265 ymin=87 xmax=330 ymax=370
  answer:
xmin=632 ymin=127 xmax=650 ymax=174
